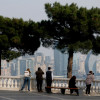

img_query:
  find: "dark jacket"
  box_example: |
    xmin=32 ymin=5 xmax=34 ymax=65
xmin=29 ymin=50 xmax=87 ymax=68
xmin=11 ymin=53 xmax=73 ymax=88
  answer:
xmin=46 ymin=71 xmax=52 ymax=81
xmin=35 ymin=70 xmax=44 ymax=80
xmin=69 ymin=77 xmax=77 ymax=88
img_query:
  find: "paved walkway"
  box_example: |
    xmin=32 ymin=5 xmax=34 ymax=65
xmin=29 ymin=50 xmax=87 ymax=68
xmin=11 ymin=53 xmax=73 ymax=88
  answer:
xmin=0 ymin=90 xmax=100 ymax=100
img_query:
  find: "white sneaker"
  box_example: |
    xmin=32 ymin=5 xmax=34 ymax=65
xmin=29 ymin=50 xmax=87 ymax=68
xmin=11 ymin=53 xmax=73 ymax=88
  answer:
xmin=88 ymin=94 xmax=90 ymax=96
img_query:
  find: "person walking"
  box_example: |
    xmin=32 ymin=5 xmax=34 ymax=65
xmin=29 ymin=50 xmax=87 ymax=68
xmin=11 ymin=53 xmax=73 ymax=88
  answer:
xmin=86 ymin=71 xmax=94 ymax=96
xmin=69 ymin=75 xmax=79 ymax=96
xmin=35 ymin=67 xmax=44 ymax=92
xmin=46 ymin=67 xmax=53 ymax=93
xmin=20 ymin=68 xmax=31 ymax=91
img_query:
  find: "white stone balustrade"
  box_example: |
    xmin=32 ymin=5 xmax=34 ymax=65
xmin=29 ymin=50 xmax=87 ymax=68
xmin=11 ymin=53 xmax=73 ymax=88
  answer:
xmin=0 ymin=76 xmax=100 ymax=93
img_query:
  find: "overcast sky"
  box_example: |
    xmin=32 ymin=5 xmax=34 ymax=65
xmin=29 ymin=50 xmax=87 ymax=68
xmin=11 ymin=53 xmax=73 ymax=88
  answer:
xmin=0 ymin=0 xmax=100 ymax=58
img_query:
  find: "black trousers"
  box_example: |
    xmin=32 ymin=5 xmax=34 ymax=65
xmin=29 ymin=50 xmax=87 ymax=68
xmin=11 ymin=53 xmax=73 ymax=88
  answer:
xmin=70 ymin=86 xmax=79 ymax=95
xmin=36 ymin=79 xmax=43 ymax=92
xmin=46 ymin=80 xmax=52 ymax=93
xmin=86 ymin=84 xmax=91 ymax=94
xmin=70 ymin=89 xmax=79 ymax=95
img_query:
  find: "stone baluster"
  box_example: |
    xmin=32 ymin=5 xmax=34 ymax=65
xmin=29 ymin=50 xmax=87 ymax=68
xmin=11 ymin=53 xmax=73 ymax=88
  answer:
xmin=19 ymin=77 xmax=22 ymax=89
xmin=95 ymin=81 xmax=99 ymax=93
xmin=53 ymin=80 xmax=56 ymax=87
xmin=80 ymin=80 xmax=84 ymax=88
xmin=4 ymin=78 xmax=7 ymax=88
xmin=96 ymin=81 xmax=99 ymax=92
xmin=15 ymin=79 xmax=18 ymax=88
xmin=97 ymin=82 xmax=100 ymax=92
xmin=58 ymin=80 xmax=61 ymax=87
xmin=55 ymin=80 xmax=58 ymax=87
xmin=30 ymin=78 xmax=32 ymax=91
xmin=32 ymin=78 xmax=37 ymax=90
xmin=83 ymin=80 xmax=86 ymax=87
xmin=76 ymin=80 xmax=79 ymax=87
xmin=0 ymin=78 xmax=2 ymax=87
xmin=8 ymin=78 xmax=11 ymax=88
xmin=98 ymin=82 xmax=100 ymax=92
xmin=91 ymin=81 xmax=95 ymax=92
xmin=94 ymin=81 xmax=97 ymax=92
xmin=52 ymin=80 xmax=54 ymax=87
xmin=11 ymin=79 xmax=14 ymax=88
xmin=64 ymin=80 xmax=67 ymax=87
xmin=61 ymin=83 xmax=63 ymax=87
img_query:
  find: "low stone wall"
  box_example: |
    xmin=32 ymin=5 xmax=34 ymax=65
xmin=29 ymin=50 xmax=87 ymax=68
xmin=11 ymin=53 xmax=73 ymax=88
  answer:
xmin=0 ymin=76 xmax=100 ymax=93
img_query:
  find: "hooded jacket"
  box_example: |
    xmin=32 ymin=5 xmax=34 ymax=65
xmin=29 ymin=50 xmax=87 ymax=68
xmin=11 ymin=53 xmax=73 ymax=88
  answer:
xmin=86 ymin=73 xmax=94 ymax=85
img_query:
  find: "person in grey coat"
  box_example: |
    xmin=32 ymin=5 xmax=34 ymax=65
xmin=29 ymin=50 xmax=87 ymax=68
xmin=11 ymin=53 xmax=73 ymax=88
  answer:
xmin=85 ymin=71 xmax=94 ymax=95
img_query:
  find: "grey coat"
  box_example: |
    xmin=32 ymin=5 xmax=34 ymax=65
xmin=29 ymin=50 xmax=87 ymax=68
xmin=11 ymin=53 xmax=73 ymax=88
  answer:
xmin=86 ymin=74 xmax=94 ymax=85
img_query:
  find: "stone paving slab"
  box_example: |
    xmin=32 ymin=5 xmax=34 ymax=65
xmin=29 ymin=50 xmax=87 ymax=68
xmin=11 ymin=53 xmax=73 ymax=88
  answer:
xmin=0 ymin=90 xmax=100 ymax=100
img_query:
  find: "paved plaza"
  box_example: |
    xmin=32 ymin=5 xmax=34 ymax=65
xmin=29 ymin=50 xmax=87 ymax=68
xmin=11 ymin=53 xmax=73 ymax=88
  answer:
xmin=0 ymin=90 xmax=100 ymax=100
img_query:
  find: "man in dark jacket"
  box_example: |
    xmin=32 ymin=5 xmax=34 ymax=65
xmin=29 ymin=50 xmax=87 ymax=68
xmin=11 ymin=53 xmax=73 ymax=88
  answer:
xmin=46 ymin=67 xmax=53 ymax=93
xmin=35 ymin=67 xmax=44 ymax=92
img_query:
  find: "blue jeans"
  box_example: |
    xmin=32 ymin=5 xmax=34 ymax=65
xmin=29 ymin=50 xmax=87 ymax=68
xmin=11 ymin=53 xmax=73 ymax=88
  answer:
xmin=21 ymin=77 xmax=30 ymax=91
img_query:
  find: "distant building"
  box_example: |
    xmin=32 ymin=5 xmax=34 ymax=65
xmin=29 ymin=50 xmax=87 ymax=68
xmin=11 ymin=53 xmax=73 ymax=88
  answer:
xmin=78 ymin=60 xmax=85 ymax=74
xmin=92 ymin=61 xmax=96 ymax=75
xmin=54 ymin=49 xmax=68 ymax=77
xmin=17 ymin=56 xmax=35 ymax=76
xmin=96 ymin=60 xmax=100 ymax=73
xmin=34 ymin=53 xmax=46 ymax=75
xmin=72 ymin=53 xmax=86 ymax=78
xmin=1 ymin=60 xmax=10 ymax=76
xmin=45 ymin=56 xmax=51 ymax=68
xmin=9 ymin=62 xmax=16 ymax=76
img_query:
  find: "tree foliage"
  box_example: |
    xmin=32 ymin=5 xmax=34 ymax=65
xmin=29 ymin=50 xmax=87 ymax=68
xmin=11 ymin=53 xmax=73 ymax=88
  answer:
xmin=0 ymin=16 xmax=41 ymax=75
xmin=0 ymin=16 xmax=41 ymax=57
xmin=40 ymin=2 xmax=100 ymax=78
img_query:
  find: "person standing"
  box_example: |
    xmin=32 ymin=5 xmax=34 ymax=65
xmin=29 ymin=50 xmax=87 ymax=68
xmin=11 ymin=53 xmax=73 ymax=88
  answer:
xmin=86 ymin=71 xmax=94 ymax=96
xmin=69 ymin=76 xmax=79 ymax=96
xmin=35 ymin=67 xmax=44 ymax=92
xmin=46 ymin=67 xmax=53 ymax=93
xmin=20 ymin=68 xmax=31 ymax=91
